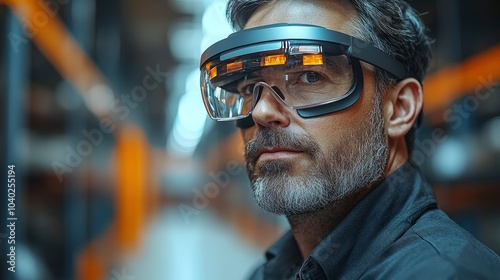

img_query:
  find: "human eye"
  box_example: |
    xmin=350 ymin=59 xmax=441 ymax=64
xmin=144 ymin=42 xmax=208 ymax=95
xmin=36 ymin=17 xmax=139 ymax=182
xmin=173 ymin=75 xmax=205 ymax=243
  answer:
xmin=298 ymin=72 xmax=323 ymax=84
xmin=236 ymin=81 xmax=256 ymax=97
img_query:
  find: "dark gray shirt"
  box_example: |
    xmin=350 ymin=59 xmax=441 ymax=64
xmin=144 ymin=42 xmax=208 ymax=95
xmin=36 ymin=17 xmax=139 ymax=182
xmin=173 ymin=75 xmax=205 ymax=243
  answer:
xmin=249 ymin=163 xmax=500 ymax=279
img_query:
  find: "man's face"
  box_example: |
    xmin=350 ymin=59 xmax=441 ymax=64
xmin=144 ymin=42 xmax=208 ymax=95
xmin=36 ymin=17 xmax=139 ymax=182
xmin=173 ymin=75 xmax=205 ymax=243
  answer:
xmin=241 ymin=0 xmax=389 ymax=215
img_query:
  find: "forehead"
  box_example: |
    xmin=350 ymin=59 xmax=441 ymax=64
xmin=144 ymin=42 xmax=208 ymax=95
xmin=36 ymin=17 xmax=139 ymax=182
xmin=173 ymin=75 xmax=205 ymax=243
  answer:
xmin=244 ymin=0 xmax=358 ymax=35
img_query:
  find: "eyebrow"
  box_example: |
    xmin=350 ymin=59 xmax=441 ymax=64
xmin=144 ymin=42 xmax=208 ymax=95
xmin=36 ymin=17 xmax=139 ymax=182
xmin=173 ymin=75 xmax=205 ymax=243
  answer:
xmin=323 ymin=56 xmax=345 ymax=73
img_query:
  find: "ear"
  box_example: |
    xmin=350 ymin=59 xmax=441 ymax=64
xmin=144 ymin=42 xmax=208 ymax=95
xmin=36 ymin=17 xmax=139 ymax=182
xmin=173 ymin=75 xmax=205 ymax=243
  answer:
xmin=384 ymin=78 xmax=423 ymax=139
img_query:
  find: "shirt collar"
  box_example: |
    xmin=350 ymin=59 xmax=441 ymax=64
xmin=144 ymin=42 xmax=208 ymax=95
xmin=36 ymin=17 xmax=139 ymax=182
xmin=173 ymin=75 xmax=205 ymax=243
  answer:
xmin=264 ymin=231 xmax=303 ymax=278
xmin=262 ymin=162 xmax=438 ymax=279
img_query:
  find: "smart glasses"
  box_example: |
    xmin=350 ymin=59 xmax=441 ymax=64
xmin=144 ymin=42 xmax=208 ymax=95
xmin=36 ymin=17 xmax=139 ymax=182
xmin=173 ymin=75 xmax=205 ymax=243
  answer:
xmin=200 ymin=24 xmax=411 ymax=127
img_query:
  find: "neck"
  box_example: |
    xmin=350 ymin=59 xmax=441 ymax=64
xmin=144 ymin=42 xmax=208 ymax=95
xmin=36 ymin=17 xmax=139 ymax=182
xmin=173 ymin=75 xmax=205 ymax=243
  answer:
xmin=384 ymin=137 xmax=409 ymax=177
xmin=287 ymin=187 xmax=372 ymax=258
xmin=287 ymin=140 xmax=409 ymax=258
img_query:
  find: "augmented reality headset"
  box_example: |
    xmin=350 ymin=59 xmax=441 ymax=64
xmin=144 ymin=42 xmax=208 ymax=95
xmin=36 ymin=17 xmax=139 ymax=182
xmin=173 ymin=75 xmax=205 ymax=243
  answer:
xmin=199 ymin=23 xmax=412 ymax=128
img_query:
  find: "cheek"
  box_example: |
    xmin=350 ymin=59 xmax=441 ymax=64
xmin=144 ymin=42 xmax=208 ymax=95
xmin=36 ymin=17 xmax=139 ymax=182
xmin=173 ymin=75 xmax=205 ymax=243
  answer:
xmin=302 ymin=81 xmax=377 ymax=152
xmin=241 ymin=126 xmax=256 ymax=145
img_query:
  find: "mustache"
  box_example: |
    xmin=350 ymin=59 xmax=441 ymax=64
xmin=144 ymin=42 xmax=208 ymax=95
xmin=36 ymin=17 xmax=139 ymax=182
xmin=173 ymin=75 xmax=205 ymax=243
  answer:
xmin=244 ymin=127 xmax=320 ymax=167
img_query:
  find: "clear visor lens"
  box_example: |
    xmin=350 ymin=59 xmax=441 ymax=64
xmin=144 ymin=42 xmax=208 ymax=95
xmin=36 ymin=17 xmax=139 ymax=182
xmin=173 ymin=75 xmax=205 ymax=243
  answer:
xmin=200 ymin=44 xmax=354 ymax=120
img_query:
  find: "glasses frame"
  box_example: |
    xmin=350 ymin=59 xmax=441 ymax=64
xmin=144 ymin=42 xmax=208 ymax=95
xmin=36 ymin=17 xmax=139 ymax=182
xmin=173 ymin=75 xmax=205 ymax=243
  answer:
xmin=200 ymin=23 xmax=411 ymax=128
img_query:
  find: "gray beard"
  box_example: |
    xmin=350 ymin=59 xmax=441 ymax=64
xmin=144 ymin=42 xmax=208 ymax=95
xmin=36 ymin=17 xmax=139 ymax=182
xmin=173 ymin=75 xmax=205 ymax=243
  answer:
xmin=245 ymin=97 xmax=388 ymax=216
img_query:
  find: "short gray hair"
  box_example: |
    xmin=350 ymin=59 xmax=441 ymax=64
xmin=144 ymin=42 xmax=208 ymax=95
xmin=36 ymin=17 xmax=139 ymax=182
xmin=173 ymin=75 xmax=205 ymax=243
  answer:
xmin=226 ymin=0 xmax=433 ymax=153
xmin=226 ymin=0 xmax=431 ymax=82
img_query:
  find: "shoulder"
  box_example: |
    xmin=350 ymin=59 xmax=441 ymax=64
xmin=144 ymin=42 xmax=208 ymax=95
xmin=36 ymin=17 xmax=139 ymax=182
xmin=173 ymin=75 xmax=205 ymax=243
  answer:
xmin=363 ymin=208 xmax=500 ymax=279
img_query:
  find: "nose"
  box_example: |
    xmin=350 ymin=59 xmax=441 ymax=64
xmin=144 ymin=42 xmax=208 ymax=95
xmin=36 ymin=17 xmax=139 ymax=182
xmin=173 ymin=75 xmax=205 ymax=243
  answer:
xmin=251 ymin=83 xmax=291 ymax=128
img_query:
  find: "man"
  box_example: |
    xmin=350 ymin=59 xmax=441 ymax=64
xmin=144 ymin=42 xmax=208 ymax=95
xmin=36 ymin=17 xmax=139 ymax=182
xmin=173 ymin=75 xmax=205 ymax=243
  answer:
xmin=199 ymin=0 xmax=500 ymax=279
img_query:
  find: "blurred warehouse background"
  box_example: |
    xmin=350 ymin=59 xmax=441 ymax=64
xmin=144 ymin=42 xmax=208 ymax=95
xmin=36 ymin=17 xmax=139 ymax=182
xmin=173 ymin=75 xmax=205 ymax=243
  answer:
xmin=0 ymin=0 xmax=499 ymax=279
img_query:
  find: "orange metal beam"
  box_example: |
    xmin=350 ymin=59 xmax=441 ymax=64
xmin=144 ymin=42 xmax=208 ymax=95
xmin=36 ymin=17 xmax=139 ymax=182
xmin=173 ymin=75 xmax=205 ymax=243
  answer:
xmin=5 ymin=0 xmax=110 ymax=118
xmin=76 ymin=124 xmax=150 ymax=280
xmin=423 ymin=44 xmax=500 ymax=122
xmin=114 ymin=124 xmax=148 ymax=251
xmin=3 ymin=1 xmax=151 ymax=278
